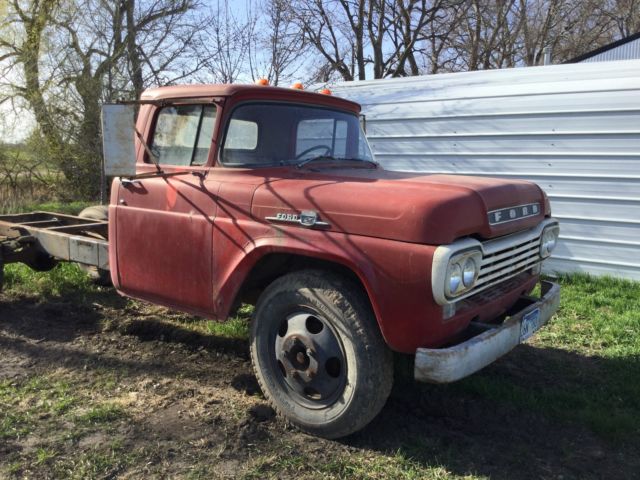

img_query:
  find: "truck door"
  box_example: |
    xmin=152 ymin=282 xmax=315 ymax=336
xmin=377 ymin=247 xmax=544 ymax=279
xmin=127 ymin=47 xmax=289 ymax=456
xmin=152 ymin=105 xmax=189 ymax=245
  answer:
xmin=114 ymin=103 xmax=220 ymax=315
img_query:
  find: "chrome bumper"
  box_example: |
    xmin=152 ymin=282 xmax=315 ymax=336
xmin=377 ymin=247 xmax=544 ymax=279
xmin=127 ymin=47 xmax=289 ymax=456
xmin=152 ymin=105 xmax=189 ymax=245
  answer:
xmin=414 ymin=281 xmax=560 ymax=383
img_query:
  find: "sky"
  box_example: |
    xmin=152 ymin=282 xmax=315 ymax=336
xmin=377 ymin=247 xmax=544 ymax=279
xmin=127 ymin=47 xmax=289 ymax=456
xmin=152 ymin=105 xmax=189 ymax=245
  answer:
xmin=0 ymin=0 xmax=291 ymax=143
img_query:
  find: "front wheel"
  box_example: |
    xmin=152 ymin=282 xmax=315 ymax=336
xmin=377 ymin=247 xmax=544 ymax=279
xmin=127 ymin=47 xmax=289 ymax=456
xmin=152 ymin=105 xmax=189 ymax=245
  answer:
xmin=250 ymin=270 xmax=393 ymax=439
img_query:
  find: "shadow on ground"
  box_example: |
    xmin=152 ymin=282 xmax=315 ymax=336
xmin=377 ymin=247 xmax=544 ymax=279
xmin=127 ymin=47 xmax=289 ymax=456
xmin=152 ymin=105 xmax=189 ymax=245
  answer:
xmin=1 ymin=289 xmax=638 ymax=479
xmin=347 ymin=345 xmax=640 ymax=479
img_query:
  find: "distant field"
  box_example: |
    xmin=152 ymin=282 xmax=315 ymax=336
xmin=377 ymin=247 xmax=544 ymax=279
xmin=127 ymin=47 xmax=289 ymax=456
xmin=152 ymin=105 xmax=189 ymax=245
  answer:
xmin=1 ymin=235 xmax=639 ymax=477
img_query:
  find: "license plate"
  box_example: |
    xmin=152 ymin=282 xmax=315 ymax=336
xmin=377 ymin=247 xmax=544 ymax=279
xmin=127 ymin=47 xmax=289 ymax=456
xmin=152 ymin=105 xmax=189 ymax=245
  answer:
xmin=520 ymin=308 xmax=542 ymax=342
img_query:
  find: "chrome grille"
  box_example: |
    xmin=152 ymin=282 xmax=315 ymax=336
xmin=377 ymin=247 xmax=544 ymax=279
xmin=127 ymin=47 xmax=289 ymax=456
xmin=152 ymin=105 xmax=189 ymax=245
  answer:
xmin=475 ymin=236 xmax=541 ymax=291
xmin=431 ymin=218 xmax=558 ymax=305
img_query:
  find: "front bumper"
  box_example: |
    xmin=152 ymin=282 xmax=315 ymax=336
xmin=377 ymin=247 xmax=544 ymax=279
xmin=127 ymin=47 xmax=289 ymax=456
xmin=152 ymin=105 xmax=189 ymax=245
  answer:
xmin=414 ymin=280 xmax=560 ymax=383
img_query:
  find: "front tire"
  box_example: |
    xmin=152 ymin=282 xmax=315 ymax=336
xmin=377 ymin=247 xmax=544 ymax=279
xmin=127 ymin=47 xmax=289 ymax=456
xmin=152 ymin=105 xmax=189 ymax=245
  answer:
xmin=250 ymin=270 xmax=393 ymax=439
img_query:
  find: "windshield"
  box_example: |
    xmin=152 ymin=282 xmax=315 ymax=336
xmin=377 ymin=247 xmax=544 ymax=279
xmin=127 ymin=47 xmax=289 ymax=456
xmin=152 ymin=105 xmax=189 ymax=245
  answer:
xmin=220 ymin=103 xmax=374 ymax=167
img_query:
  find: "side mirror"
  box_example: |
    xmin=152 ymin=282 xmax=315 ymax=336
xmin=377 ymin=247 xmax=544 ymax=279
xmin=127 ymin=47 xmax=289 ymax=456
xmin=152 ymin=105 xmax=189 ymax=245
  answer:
xmin=101 ymin=104 xmax=137 ymax=177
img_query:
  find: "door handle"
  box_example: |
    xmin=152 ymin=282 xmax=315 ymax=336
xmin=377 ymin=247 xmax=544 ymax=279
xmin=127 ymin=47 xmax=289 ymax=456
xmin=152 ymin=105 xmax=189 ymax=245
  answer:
xmin=121 ymin=178 xmax=142 ymax=187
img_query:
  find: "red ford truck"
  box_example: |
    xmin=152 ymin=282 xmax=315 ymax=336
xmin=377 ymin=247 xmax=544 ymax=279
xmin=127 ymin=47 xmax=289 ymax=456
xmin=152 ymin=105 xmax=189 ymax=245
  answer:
xmin=0 ymin=84 xmax=560 ymax=439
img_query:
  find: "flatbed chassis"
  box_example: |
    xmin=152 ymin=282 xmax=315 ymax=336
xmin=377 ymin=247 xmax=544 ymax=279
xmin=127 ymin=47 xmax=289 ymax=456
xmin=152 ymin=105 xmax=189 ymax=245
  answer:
xmin=0 ymin=211 xmax=108 ymax=288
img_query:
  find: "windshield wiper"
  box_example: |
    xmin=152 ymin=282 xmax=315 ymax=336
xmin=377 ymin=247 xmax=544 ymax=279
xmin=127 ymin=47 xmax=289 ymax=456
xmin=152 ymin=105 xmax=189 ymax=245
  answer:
xmin=296 ymin=155 xmax=378 ymax=169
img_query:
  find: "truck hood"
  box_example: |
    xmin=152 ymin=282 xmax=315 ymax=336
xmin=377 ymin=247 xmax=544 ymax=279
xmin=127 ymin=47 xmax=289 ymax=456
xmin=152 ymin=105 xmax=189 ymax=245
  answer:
xmin=251 ymin=169 xmax=548 ymax=244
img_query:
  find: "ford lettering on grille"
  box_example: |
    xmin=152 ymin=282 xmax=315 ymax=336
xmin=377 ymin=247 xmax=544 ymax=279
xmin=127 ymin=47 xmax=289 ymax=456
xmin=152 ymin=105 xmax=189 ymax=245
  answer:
xmin=488 ymin=203 xmax=540 ymax=225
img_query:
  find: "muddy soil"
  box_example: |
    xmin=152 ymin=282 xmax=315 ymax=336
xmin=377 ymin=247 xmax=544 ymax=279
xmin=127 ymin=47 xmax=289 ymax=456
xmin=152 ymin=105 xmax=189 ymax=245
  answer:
xmin=0 ymin=289 xmax=638 ymax=479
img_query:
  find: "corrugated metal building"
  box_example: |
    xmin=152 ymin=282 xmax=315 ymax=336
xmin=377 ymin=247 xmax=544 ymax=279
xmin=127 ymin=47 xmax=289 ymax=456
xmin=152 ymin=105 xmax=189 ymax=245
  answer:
xmin=330 ymin=60 xmax=640 ymax=280
xmin=571 ymin=32 xmax=640 ymax=63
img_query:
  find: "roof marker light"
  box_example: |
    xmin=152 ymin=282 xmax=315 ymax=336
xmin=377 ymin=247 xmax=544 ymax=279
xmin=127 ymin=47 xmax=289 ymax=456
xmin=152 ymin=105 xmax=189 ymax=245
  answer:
xmin=256 ymin=78 xmax=269 ymax=86
xmin=291 ymin=82 xmax=304 ymax=90
xmin=320 ymin=88 xmax=332 ymax=95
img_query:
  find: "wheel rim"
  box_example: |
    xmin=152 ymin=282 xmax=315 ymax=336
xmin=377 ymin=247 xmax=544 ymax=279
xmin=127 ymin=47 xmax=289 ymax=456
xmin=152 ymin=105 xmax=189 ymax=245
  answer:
xmin=273 ymin=311 xmax=347 ymax=409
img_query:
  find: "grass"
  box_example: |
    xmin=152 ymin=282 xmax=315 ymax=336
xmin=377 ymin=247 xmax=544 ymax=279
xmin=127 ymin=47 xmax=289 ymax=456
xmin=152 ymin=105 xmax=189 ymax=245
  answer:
xmin=0 ymin=177 xmax=87 ymax=215
xmin=15 ymin=200 xmax=93 ymax=216
xmin=0 ymin=370 xmax=136 ymax=479
xmin=453 ymin=273 xmax=640 ymax=440
xmin=3 ymin=262 xmax=96 ymax=297
xmin=76 ymin=404 xmax=128 ymax=426
xmin=0 ymin=376 xmax=81 ymax=441
xmin=245 ymin=450 xmax=478 ymax=480
xmin=536 ymin=273 xmax=640 ymax=357
xmin=1 ymin=239 xmax=639 ymax=478
xmin=35 ymin=447 xmax=57 ymax=465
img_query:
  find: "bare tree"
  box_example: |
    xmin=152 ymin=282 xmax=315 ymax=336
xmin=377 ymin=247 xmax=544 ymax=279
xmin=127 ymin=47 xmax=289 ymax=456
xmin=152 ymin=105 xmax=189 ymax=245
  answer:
xmin=196 ymin=1 xmax=251 ymax=84
xmin=0 ymin=0 xmax=207 ymax=198
xmin=291 ymin=0 xmax=358 ymax=81
xmin=246 ymin=0 xmax=308 ymax=86
xmin=598 ymin=0 xmax=640 ymax=37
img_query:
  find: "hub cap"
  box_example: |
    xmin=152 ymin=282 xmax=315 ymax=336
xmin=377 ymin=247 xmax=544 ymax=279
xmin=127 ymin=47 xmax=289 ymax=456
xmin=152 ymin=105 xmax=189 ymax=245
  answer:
xmin=274 ymin=312 xmax=346 ymax=407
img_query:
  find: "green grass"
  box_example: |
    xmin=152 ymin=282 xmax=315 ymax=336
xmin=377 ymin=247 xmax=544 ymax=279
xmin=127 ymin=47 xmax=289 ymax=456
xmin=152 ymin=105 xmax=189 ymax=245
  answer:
xmin=1 ymin=262 xmax=639 ymax=478
xmin=76 ymin=404 xmax=128 ymax=426
xmin=453 ymin=273 xmax=640 ymax=440
xmin=246 ymin=449 xmax=480 ymax=480
xmin=1 ymin=198 xmax=92 ymax=215
xmin=50 ymin=440 xmax=138 ymax=480
xmin=34 ymin=447 xmax=57 ymax=465
xmin=537 ymin=273 xmax=640 ymax=356
xmin=205 ymin=316 xmax=250 ymax=339
xmin=0 ymin=372 xmax=134 ymax=479
xmin=17 ymin=200 xmax=93 ymax=216
xmin=3 ymin=262 xmax=96 ymax=297
xmin=0 ymin=376 xmax=79 ymax=440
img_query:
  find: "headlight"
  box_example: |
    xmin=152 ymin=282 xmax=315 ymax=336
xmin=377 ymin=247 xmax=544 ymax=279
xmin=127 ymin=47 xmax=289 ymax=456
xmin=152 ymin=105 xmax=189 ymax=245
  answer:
xmin=445 ymin=250 xmax=482 ymax=298
xmin=540 ymin=225 xmax=559 ymax=258
xmin=462 ymin=257 xmax=477 ymax=287
xmin=447 ymin=263 xmax=462 ymax=295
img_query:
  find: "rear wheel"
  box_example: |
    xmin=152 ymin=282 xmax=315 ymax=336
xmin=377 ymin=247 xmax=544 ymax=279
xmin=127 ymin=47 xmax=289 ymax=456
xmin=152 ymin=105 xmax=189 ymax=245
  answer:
xmin=78 ymin=205 xmax=111 ymax=286
xmin=250 ymin=269 xmax=393 ymax=439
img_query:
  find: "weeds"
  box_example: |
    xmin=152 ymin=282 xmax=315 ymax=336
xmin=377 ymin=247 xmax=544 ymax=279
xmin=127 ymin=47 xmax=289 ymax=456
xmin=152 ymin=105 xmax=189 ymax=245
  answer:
xmin=2 ymin=263 xmax=96 ymax=297
xmin=1 ymin=254 xmax=639 ymax=478
xmin=76 ymin=404 xmax=128 ymax=426
xmin=34 ymin=447 xmax=57 ymax=465
xmin=452 ymin=273 xmax=640 ymax=440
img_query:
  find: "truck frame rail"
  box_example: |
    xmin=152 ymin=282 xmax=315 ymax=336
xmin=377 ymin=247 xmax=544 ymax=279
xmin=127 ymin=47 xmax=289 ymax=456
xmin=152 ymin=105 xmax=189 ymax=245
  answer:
xmin=0 ymin=212 xmax=109 ymax=280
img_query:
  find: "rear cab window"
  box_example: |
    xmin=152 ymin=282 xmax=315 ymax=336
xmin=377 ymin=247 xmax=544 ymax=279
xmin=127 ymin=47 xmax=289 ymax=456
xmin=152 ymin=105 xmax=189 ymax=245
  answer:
xmin=296 ymin=118 xmax=348 ymax=159
xmin=150 ymin=104 xmax=216 ymax=166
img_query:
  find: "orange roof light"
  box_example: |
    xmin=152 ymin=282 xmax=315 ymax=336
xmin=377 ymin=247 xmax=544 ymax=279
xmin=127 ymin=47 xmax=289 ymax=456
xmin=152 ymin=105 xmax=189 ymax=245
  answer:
xmin=320 ymin=88 xmax=332 ymax=95
xmin=291 ymin=82 xmax=304 ymax=90
xmin=256 ymin=78 xmax=269 ymax=86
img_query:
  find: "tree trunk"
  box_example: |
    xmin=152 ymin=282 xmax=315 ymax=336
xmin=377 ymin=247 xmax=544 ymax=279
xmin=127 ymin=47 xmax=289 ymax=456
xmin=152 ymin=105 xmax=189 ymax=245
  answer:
xmin=125 ymin=0 xmax=144 ymax=99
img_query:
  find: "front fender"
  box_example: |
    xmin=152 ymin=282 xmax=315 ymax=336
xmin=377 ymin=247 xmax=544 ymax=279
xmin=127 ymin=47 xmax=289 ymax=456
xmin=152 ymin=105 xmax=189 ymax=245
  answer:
xmin=212 ymin=234 xmax=381 ymax=320
xmin=211 ymin=228 xmax=451 ymax=353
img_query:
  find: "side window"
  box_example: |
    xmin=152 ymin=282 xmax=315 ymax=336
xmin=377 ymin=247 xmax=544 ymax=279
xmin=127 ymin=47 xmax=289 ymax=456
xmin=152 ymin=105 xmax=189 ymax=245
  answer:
xmin=296 ymin=119 xmax=347 ymax=159
xmin=151 ymin=104 xmax=216 ymax=166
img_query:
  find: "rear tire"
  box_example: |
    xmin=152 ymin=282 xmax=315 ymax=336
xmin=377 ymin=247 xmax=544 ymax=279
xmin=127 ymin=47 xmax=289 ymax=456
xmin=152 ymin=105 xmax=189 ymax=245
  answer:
xmin=250 ymin=269 xmax=393 ymax=439
xmin=78 ymin=205 xmax=111 ymax=286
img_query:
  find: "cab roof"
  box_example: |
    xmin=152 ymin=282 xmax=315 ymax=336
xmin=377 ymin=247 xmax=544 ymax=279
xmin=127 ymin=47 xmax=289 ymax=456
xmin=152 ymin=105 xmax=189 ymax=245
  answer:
xmin=140 ymin=84 xmax=361 ymax=114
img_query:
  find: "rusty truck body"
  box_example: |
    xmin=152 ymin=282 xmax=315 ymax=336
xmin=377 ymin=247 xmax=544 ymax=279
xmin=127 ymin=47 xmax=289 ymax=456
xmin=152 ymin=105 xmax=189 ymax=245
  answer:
xmin=0 ymin=84 xmax=560 ymax=438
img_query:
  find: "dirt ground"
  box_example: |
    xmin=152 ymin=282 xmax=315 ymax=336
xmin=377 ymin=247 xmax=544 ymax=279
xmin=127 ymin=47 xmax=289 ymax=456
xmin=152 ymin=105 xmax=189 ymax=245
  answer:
xmin=1 ymin=287 xmax=638 ymax=479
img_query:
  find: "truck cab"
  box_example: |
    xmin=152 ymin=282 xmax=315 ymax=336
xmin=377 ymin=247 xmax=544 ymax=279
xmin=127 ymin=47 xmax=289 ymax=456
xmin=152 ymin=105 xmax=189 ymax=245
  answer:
xmin=105 ymin=83 xmax=560 ymax=438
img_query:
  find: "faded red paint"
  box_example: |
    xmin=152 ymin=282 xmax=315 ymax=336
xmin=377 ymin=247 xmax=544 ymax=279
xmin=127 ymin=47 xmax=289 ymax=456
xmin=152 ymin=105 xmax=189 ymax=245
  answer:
xmin=110 ymin=84 xmax=548 ymax=353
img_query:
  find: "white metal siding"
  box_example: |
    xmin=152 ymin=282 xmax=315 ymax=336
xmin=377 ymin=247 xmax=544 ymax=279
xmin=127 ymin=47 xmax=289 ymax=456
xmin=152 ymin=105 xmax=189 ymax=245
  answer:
xmin=330 ymin=60 xmax=640 ymax=280
xmin=581 ymin=37 xmax=640 ymax=62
